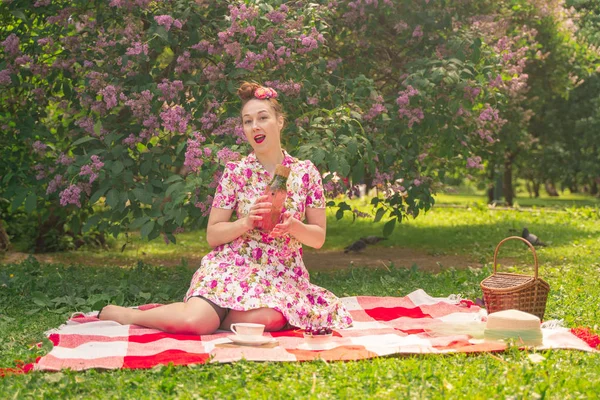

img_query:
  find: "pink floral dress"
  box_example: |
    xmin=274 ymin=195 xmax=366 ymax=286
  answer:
xmin=184 ymin=151 xmax=353 ymax=329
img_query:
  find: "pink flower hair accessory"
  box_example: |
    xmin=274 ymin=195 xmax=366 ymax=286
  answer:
xmin=254 ymin=87 xmax=278 ymax=100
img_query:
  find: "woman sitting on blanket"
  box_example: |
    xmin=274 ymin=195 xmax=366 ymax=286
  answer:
xmin=99 ymin=82 xmax=353 ymax=334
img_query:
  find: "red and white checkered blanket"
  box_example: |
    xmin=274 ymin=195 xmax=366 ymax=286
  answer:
xmin=33 ymin=290 xmax=598 ymax=371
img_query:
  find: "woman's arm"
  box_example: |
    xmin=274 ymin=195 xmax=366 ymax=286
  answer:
xmin=206 ymin=195 xmax=272 ymax=248
xmin=270 ymin=207 xmax=326 ymax=249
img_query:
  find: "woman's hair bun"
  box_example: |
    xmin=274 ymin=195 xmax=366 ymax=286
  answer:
xmin=237 ymin=82 xmax=261 ymax=102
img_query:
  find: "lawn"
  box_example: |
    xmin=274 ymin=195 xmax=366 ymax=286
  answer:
xmin=1 ymin=193 xmax=599 ymax=398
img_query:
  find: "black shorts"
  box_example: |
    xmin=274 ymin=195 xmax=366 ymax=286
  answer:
xmin=194 ymin=296 xmax=229 ymax=324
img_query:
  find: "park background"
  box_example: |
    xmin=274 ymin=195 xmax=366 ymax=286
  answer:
xmin=1 ymin=0 xmax=600 ymax=398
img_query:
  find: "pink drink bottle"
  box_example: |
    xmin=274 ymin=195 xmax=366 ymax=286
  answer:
xmin=256 ymin=165 xmax=291 ymax=232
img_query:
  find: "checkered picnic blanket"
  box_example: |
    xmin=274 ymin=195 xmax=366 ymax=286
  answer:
xmin=32 ymin=290 xmax=598 ymax=371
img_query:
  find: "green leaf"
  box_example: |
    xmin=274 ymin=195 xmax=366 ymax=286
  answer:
xmin=71 ymin=136 xmax=98 ymax=147
xmin=10 ymin=10 xmax=28 ymax=23
xmin=335 ymin=209 xmax=345 ymax=220
xmin=383 ymin=218 xmax=396 ymax=237
xmin=89 ymin=185 xmax=110 ymax=204
xmin=133 ymin=188 xmax=153 ymax=204
xmin=312 ymin=148 xmax=326 ymax=165
xmin=11 ymin=190 xmax=28 ymax=211
xmin=83 ymin=214 xmax=101 ymax=233
xmin=130 ymin=216 xmax=151 ymax=229
xmin=166 ymin=181 xmax=184 ymax=198
xmin=140 ymin=220 xmax=156 ymax=239
xmin=140 ymin=160 xmax=153 ymax=176
xmin=374 ymin=207 xmax=386 ymax=223
xmin=106 ymin=189 xmax=119 ymax=208
xmin=94 ymin=120 xmax=103 ymax=137
xmin=31 ymin=291 xmax=51 ymax=307
xmin=339 ymin=157 xmax=351 ymax=177
xmin=165 ymin=175 xmax=183 ymax=184
xmin=112 ymin=161 xmax=124 ymax=175
xmin=25 ymin=193 xmax=37 ymax=214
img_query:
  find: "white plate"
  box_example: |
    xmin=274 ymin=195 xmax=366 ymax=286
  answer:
xmin=227 ymin=335 xmax=276 ymax=346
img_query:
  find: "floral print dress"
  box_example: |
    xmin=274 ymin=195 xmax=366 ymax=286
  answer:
xmin=184 ymin=151 xmax=353 ymax=329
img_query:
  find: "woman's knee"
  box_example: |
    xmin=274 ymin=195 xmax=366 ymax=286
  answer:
xmin=261 ymin=309 xmax=287 ymax=332
xmin=177 ymin=314 xmax=218 ymax=335
xmin=180 ymin=299 xmax=222 ymax=335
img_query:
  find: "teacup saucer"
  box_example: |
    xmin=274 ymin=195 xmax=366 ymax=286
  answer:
xmin=227 ymin=335 xmax=276 ymax=346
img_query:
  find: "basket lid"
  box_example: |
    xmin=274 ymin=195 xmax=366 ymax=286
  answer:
xmin=481 ymin=272 xmax=535 ymax=290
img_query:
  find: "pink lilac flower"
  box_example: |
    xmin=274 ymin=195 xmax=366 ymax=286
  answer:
xmin=126 ymin=41 xmax=149 ymax=56
xmin=32 ymin=141 xmax=47 ymax=153
xmin=60 ymin=184 xmax=82 ymax=207
xmin=203 ymin=63 xmax=225 ymax=81
xmin=467 ymin=156 xmax=483 ymax=169
xmin=0 ymin=69 xmax=12 ymax=85
xmin=211 ymin=117 xmax=243 ymax=137
xmin=76 ymin=116 xmax=95 ymax=135
xmin=79 ymin=155 xmax=104 ymax=184
xmin=34 ymin=164 xmax=46 ymax=180
xmin=37 ymin=37 xmax=53 ymax=47
xmin=125 ymin=90 xmax=153 ymax=119
xmin=394 ymin=21 xmax=409 ymax=33
xmin=306 ymin=97 xmax=319 ymax=106
xmin=46 ymin=174 xmax=64 ymax=195
xmin=154 ymin=15 xmax=174 ymax=31
xmin=236 ymin=51 xmax=265 ymax=71
xmin=1 ymin=33 xmax=20 ymax=56
xmin=123 ymin=134 xmax=142 ymax=148
xmin=412 ymin=25 xmax=423 ymax=38
xmin=57 ymin=153 xmax=74 ymax=165
xmin=228 ymin=4 xmax=259 ymax=22
xmin=478 ymin=104 xmax=500 ymax=122
xmin=175 ymin=51 xmax=192 ymax=74
xmin=363 ymin=103 xmax=387 ymax=121
xmin=264 ymin=80 xmax=302 ymax=96
xmin=160 ymin=105 xmax=190 ymax=133
xmin=464 ymin=86 xmax=481 ymax=101
xmin=184 ymin=132 xmax=207 ymax=173
xmin=224 ymin=42 xmax=242 ymax=59
xmin=216 ymin=148 xmax=241 ymax=164
xmin=14 ymin=55 xmax=32 ymax=66
xmin=195 ymin=194 xmax=213 ymax=216
xmin=99 ymin=85 xmax=119 ymax=109
xmin=267 ymin=10 xmax=285 ymax=24
xmin=157 ymin=79 xmax=184 ymax=101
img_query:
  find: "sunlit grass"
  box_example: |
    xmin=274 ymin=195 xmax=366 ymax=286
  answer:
xmin=1 ymin=192 xmax=599 ymax=398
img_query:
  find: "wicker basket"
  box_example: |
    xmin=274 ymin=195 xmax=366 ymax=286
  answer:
xmin=480 ymin=236 xmax=550 ymax=320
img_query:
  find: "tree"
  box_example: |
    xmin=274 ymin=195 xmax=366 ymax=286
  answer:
xmin=2 ymin=0 xmax=585 ymax=247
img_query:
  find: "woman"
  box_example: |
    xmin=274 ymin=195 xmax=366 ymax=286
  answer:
xmin=99 ymin=82 xmax=353 ymax=334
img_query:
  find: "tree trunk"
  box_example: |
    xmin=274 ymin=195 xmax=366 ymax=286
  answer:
xmin=569 ymin=183 xmax=578 ymax=194
xmin=0 ymin=220 xmax=10 ymax=252
xmin=545 ymin=181 xmax=559 ymax=197
xmin=503 ymin=159 xmax=514 ymax=206
xmin=533 ymin=181 xmax=540 ymax=198
xmin=590 ymin=179 xmax=598 ymax=196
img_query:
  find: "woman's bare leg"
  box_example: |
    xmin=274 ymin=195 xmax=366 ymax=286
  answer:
xmin=221 ymin=308 xmax=287 ymax=332
xmin=98 ymin=297 xmax=223 ymax=335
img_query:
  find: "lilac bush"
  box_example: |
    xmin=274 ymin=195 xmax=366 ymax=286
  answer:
xmin=0 ymin=0 xmax=583 ymax=244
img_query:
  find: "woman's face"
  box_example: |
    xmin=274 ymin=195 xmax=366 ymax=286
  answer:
xmin=241 ymin=99 xmax=284 ymax=154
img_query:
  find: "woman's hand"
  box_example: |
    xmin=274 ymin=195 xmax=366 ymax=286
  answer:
xmin=269 ymin=211 xmax=297 ymax=238
xmin=242 ymin=195 xmax=272 ymax=231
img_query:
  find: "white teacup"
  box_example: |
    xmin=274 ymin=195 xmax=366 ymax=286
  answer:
xmin=230 ymin=323 xmax=265 ymax=337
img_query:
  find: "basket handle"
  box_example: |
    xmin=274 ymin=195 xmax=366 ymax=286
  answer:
xmin=493 ymin=236 xmax=540 ymax=279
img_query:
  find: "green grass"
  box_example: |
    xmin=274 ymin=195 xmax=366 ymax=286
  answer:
xmin=1 ymin=193 xmax=600 ymax=398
